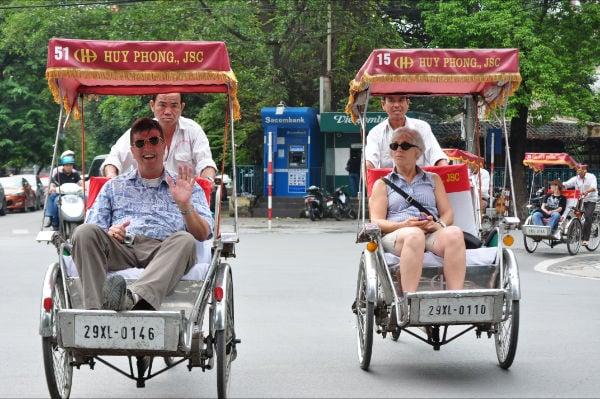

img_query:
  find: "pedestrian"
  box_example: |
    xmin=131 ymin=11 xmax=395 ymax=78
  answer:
xmin=346 ymin=151 xmax=361 ymax=196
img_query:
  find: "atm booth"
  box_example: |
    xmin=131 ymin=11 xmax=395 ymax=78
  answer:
xmin=261 ymin=107 xmax=321 ymax=197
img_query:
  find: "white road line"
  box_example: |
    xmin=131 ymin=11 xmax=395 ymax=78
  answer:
xmin=534 ymin=254 xmax=600 ymax=280
xmin=12 ymin=229 xmax=30 ymax=235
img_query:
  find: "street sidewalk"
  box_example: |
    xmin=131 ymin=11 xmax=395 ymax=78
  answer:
xmin=220 ymin=216 xmax=358 ymax=234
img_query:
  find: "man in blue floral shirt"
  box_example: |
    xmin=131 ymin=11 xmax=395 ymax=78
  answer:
xmin=72 ymin=117 xmax=213 ymax=311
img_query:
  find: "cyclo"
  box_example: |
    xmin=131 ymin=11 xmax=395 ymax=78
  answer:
xmin=442 ymin=148 xmax=496 ymax=243
xmin=521 ymin=152 xmax=600 ymax=254
xmin=346 ymin=48 xmax=522 ymax=370
xmin=37 ymin=39 xmax=241 ymax=398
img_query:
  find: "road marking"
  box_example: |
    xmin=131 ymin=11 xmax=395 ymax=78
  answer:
xmin=12 ymin=229 xmax=30 ymax=235
xmin=534 ymin=254 xmax=600 ymax=280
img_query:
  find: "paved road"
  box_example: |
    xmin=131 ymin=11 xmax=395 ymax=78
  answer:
xmin=1 ymin=211 xmax=599 ymax=397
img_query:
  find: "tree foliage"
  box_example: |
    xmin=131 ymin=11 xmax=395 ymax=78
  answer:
xmin=0 ymin=0 xmax=597 ymax=192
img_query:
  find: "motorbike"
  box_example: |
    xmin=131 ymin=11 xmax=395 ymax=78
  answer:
xmin=332 ymin=185 xmax=357 ymax=219
xmin=303 ymin=185 xmax=340 ymax=221
xmin=57 ymin=182 xmax=85 ymax=239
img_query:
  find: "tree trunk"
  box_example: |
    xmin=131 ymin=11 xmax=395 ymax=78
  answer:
xmin=509 ymin=105 xmax=529 ymax=221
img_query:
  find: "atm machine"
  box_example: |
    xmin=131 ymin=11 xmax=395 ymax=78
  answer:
xmin=261 ymin=106 xmax=321 ymax=197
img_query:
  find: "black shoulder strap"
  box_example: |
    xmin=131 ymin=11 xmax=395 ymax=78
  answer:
xmin=381 ymin=177 xmax=439 ymax=222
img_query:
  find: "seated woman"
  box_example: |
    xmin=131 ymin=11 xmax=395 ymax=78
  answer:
xmin=369 ymin=127 xmax=466 ymax=292
xmin=532 ymin=179 xmax=566 ymax=239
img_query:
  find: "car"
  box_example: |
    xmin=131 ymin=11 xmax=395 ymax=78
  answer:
xmin=0 ymin=174 xmax=44 ymax=212
xmin=87 ymin=154 xmax=108 ymax=178
xmin=0 ymin=181 xmax=7 ymax=216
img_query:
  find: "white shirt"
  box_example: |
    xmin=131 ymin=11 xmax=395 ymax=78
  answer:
xmin=101 ymin=116 xmax=217 ymax=177
xmin=469 ymin=168 xmax=490 ymax=200
xmin=564 ymin=172 xmax=598 ymax=202
xmin=365 ymin=117 xmax=447 ymax=168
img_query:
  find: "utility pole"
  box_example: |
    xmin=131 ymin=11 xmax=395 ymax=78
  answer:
xmin=319 ymin=2 xmax=332 ymax=113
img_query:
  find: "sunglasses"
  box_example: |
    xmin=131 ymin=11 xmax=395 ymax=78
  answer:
xmin=132 ymin=136 xmax=163 ymax=149
xmin=389 ymin=141 xmax=419 ymax=151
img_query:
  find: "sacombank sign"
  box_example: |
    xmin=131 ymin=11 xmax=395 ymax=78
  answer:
xmin=264 ymin=116 xmax=305 ymax=124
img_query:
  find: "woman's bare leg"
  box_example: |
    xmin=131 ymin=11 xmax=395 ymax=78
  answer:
xmin=430 ymin=226 xmax=466 ymax=290
xmin=392 ymin=227 xmax=426 ymax=292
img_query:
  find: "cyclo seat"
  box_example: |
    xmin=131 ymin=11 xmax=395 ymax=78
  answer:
xmin=366 ymin=165 xmax=498 ymax=290
xmin=64 ymin=175 xmax=216 ymax=313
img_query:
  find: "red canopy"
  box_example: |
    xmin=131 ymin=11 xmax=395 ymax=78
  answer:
xmin=443 ymin=148 xmax=484 ymax=169
xmin=346 ymin=48 xmax=521 ymax=121
xmin=523 ymin=152 xmax=582 ymax=172
xmin=46 ymin=38 xmax=240 ymax=120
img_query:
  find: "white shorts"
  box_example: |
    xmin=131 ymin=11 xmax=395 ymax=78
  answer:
xmin=381 ymin=228 xmax=440 ymax=254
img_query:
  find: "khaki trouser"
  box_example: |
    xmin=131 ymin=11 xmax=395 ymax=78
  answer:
xmin=72 ymin=224 xmax=197 ymax=310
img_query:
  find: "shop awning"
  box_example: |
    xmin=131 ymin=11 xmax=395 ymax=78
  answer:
xmin=319 ymin=112 xmax=387 ymax=133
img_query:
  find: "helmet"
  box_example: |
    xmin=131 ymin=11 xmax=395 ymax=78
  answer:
xmin=60 ymin=150 xmax=75 ymax=159
xmin=59 ymin=155 xmax=76 ymax=165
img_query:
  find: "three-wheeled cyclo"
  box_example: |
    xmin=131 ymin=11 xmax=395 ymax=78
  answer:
xmin=346 ymin=48 xmax=523 ymax=370
xmin=521 ymin=152 xmax=600 ymax=254
xmin=37 ymin=38 xmax=241 ymax=398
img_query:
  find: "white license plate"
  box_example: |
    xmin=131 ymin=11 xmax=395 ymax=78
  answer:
xmin=339 ymin=194 xmax=346 ymax=202
xmin=74 ymin=315 xmax=165 ymax=350
xmin=326 ymin=200 xmax=333 ymax=207
xmin=525 ymin=226 xmax=550 ymax=235
xmin=419 ymin=296 xmax=494 ymax=323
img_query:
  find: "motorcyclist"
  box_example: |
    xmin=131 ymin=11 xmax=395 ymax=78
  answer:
xmin=44 ymin=152 xmax=82 ymax=230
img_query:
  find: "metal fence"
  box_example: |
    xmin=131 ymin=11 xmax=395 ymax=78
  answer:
xmin=235 ymin=165 xmax=262 ymax=195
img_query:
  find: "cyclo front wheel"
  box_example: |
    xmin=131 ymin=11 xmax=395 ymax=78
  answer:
xmin=42 ymin=275 xmax=73 ymax=399
xmin=355 ymin=254 xmax=374 ymax=370
xmin=215 ymin=269 xmax=236 ymax=399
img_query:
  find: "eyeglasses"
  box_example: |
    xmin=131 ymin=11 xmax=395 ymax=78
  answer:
xmin=389 ymin=141 xmax=419 ymax=151
xmin=132 ymin=136 xmax=163 ymax=149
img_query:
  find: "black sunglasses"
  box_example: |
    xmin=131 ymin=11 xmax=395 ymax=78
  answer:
xmin=389 ymin=141 xmax=419 ymax=151
xmin=132 ymin=136 xmax=163 ymax=149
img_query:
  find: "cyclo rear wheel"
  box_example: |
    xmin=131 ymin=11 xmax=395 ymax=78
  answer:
xmin=42 ymin=275 xmax=73 ymax=399
xmin=215 ymin=270 xmax=236 ymax=399
xmin=355 ymin=254 xmax=374 ymax=370
xmin=566 ymin=218 xmax=582 ymax=255
xmin=495 ymin=252 xmax=519 ymax=369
